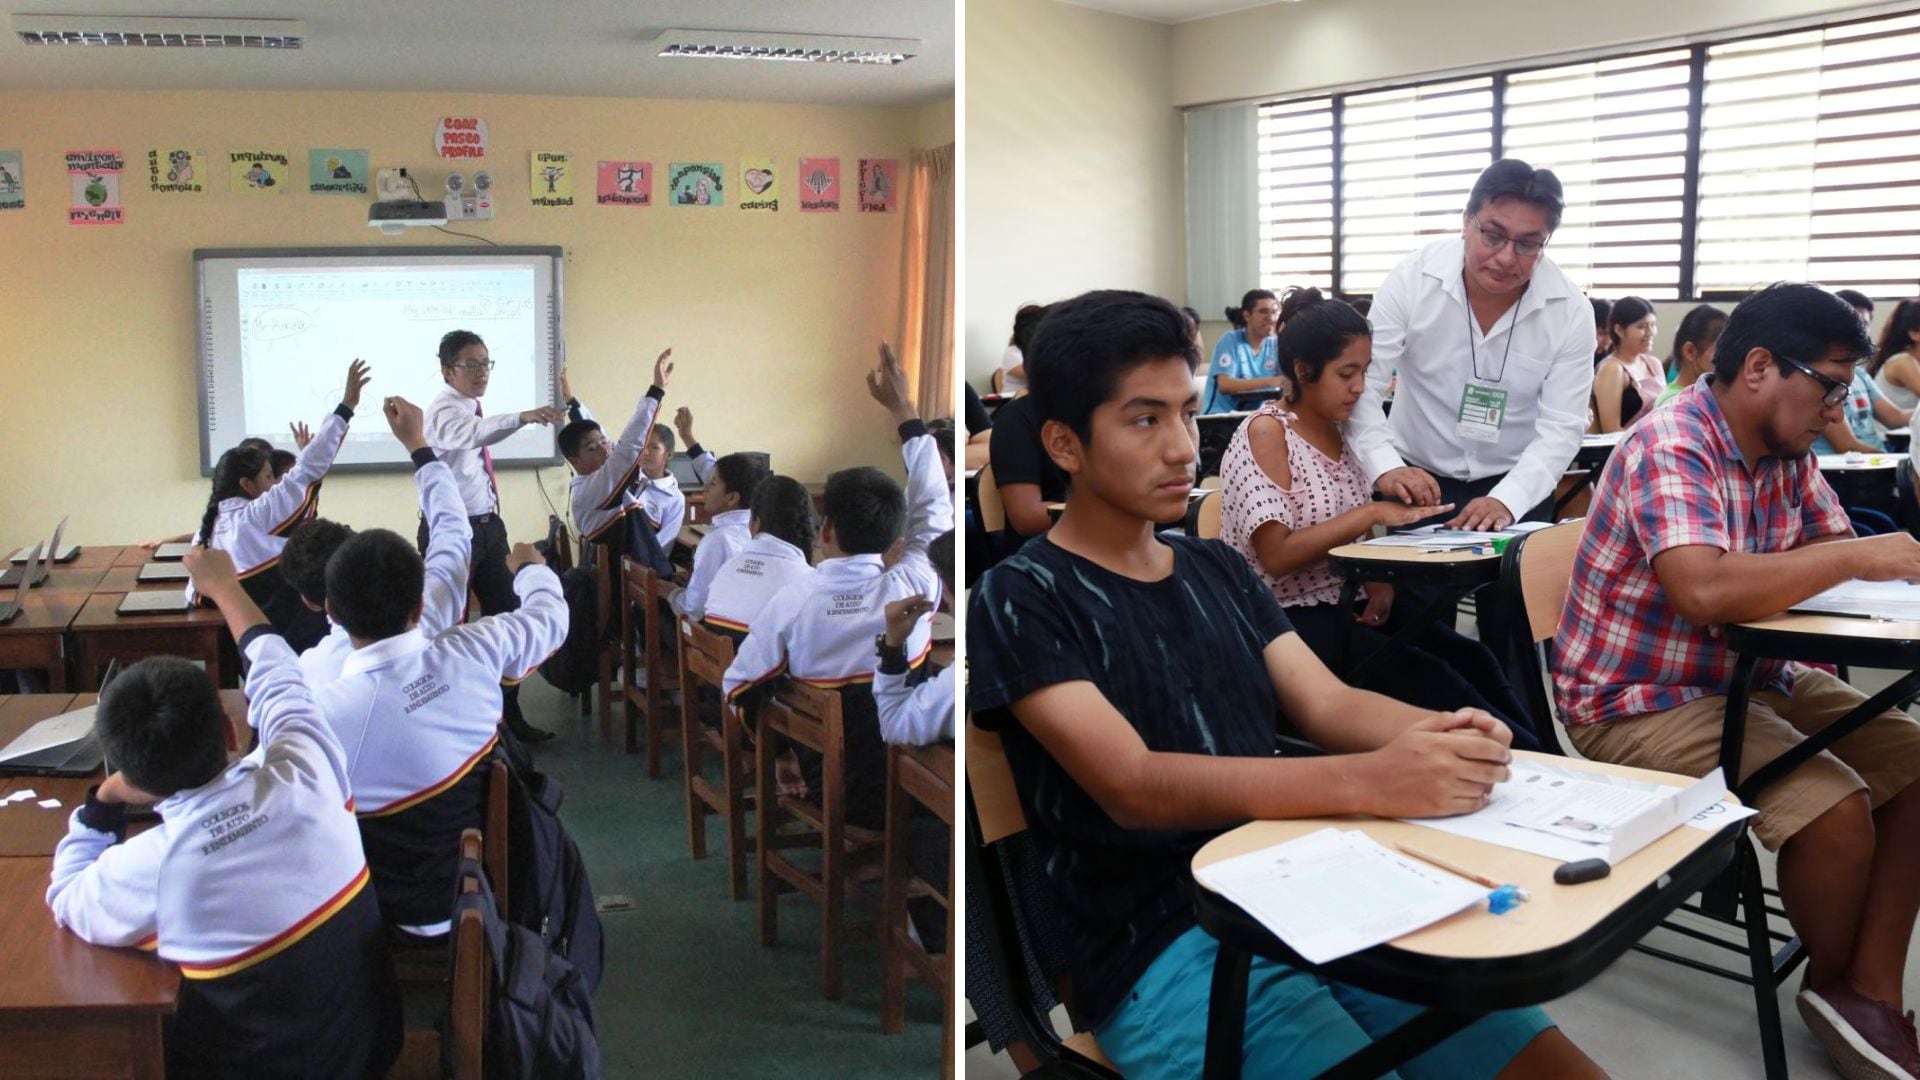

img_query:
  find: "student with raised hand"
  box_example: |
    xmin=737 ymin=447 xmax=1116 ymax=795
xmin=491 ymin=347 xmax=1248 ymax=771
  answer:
xmin=968 ymin=289 xmax=1603 ymax=1080
xmin=192 ymin=358 xmax=371 ymax=651
xmin=671 ymin=407 xmax=771 ymax=620
xmin=723 ymin=342 xmax=952 ymax=829
xmin=700 ymin=474 xmax=818 ymax=640
xmin=1654 ymin=304 xmax=1728 ymax=409
xmin=48 ymin=545 xmax=401 ymax=1079
xmin=1590 ymin=296 xmax=1663 ymax=433
xmin=1203 ymin=288 xmax=1286 ymax=414
xmin=557 ymin=348 xmax=677 ymax=555
xmin=1556 ymin=283 xmax=1920 ymax=1080
xmin=283 ymin=396 xmax=472 ymax=686
xmin=874 ymin=529 xmax=956 ymax=748
xmin=1219 ymin=290 xmax=1541 ymax=748
xmin=312 ymin=522 xmax=568 ymax=941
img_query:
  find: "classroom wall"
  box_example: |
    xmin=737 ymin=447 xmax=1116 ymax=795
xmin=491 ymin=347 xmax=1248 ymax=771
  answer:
xmin=965 ymin=0 xmax=1186 ymax=389
xmin=0 ymin=89 xmax=946 ymax=547
xmin=1170 ymin=0 xmax=1887 ymax=107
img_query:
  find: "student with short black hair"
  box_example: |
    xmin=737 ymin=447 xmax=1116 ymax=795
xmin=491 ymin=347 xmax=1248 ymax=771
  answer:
xmin=1204 ymin=288 xmax=1285 ymax=414
xmin=312 ymin=513 xmax=568 ymax=939
xmin=970 ymin=288 xmax=1600 ymax=1078
xmin=48 ymin=545 xmax=401 ymax=1079
xmin=286 ymin=397 xmax=472 ymax=686
xmin=1837 ymin=288 xmax=1874 ymax=323
xmin=193 ymin=359 xmax=370 ymax=652
xmin=701 ymin=474 xmax=817 ymax=639
xmin=672 ymin=417 xmax=772 ymax=621
xmin=557 ymin=349 xmax=684 ymax=557
xmin=723 ymin=344 xmax=951 ymax=831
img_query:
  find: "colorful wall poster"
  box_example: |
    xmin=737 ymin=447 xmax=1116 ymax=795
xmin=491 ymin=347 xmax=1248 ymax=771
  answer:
xmin=147 ymin=147 xmax=207 ymax=194
xmin=0 ymin=151 xmax=23 ymax=211
xmin=739 ymin=157 xmax=778 ymax=212
xmin=858 ymin=158 xmax=898 ymax=213
xmin=436 ymin=117 xmax=488 ymax=159
xmin=229 ymin=149 xmax=289 ymax=193
xmin=309 ymin=149 xmax=370 ymax=195
xmin=595 ymin=160 xmax=651 ymax=206
xmin=66 ymin=149 xmax=124 ymax=225
xmin=531 ymin=151 xmax=574 ymax=207
xmin=798 ymin=157 xmax=840 ymax=213
xmin=668 ymin=162 xmax=723 ymax=207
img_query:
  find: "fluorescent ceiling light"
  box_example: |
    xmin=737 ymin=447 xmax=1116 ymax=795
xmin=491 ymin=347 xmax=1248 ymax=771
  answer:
xmin=12 ymin=14 xmax=305 ymax=48
xmin=654 ymin=28 xmax=918 ymax=66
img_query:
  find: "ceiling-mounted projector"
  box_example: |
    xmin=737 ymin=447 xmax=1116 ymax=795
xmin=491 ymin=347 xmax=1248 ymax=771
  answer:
xmin=368 ymin=199 xmax=447 ymax=233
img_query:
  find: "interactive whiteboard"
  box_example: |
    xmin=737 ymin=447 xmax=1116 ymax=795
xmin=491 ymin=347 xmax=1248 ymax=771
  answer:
xmin=196 ymin=247 xmax=563 ymax=474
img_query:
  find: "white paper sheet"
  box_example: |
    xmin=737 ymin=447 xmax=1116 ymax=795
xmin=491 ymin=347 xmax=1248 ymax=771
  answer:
xmin=1193 ymin=828 xmax=1489 ymax=964
xmin=1790 ymin=579 xmax=1920 ymax=623
xmin=36 ymin=798 xmax=60 ymax=809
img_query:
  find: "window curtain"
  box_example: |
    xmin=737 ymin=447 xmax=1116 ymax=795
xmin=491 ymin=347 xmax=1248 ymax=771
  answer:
xmin=900 ymin=143 xmax=956 ymax=419
xmin=1185 ymin=104 xmax=1260 ymax=318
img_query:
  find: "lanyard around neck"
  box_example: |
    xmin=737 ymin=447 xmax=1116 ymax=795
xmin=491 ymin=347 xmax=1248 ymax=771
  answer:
xmin=1464 ymin=271 xmax=1525 ymax=384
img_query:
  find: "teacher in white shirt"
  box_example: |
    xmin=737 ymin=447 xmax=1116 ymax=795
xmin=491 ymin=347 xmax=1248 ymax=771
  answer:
xmin=1346 ymin=159 xmax=1594 ymax=533
xmin=424 ymin=329 xmax=566 ymax=743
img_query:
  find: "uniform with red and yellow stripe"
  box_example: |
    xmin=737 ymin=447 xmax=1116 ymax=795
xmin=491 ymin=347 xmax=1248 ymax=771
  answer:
xmin=46 ymin=630 xmax=400 ymax=1079
xmin=699 ymin=532 xmax=815 ymax=641
xmin=313 ymin=561 xmax=567 ymax=937
xmin=568 ymin=387 xmax=664 ymax=548
xmin=722 ymin=421 xmax=952 ymax=826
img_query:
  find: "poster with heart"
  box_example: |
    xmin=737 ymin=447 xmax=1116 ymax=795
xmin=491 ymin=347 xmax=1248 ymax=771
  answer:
xmin=798 ymin=157 xmax=839 ymax=213
xmin=531 ymin=151 xmax=574 ymax=207
xmin=595 ymin=160 xmax=651 ymax=206
xmin=669 ymin=162 xmax=723 ymax=207
xmin=67 ymin=149 xmax=124 ymax=225
xmin=148 ymin=148 xmax=207 ymax=194
xmin=858 ymin=158 xmax=898 ymax=213
xmin=0 ymin=151 xmax=23 ymax=211
xmin=230 ymin=150 xmax=289 ymax=194
xmin=739 ymin=157 xmax=778 ymax=212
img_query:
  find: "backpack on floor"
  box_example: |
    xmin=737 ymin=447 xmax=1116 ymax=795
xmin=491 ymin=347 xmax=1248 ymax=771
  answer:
xmin=536 ymin=564 xmax=601 ymax=696
xmin=454 ymin=852 xmax=603 ymax=1080
xmin=497 ymin=754 xmax=606 ymax=992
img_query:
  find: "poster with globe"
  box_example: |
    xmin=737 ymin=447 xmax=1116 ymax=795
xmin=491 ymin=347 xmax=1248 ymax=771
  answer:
xmin=66 ymin=149 xmax=124 ymax=225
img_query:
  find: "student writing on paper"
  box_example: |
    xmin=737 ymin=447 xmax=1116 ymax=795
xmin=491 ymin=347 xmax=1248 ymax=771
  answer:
xmin=969 ymin=290 xmax=1601 ymax=1079
xmin=192 ymin=358 xmax=370 ymax=652
xmin=47 ymin=545 xmax=400 ymax=1078
xmin=1218 ymin=291 xmax=1541 ymax=749
xmin=1556 ymin=283 xmax=1920 ymax=1080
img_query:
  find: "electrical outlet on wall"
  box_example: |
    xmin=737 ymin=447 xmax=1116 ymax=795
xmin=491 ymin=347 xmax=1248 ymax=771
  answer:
xmin=375 ymin=168 xmax=412 ymax=201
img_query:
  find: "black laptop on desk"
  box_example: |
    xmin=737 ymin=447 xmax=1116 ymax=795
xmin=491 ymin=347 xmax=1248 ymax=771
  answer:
xmin=136 ymin=562 xmax=192 ymax=583
xmin=117 ymin=588 xmax=193 ymax=616
xmin=0 ymin=543 xmax=43 ymax=624
xmin=0 ymin=660 xmax=116 ymax=777
xmin=7 ymin=514 xmax=76 ymax=566
xmin=0 ymin=516 xmax=69 ymax=588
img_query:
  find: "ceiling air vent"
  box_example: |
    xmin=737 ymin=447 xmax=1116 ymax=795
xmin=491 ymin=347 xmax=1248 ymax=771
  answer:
xmin=12 ymin=14 xmax=305 ymax=48
xmin=654 ymin=29 xmax=918 ymax=66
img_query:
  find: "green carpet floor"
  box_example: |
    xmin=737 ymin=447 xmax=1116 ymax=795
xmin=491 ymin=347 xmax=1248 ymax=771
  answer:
xmin=516 ymin=678 xmax=944 ymax=1078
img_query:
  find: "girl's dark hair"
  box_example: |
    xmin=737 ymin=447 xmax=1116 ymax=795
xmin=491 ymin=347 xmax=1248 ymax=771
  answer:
xmin=1010 ymin=304 xmax=1050 ymax=354
xmin=1278 ymin=285 xmax=1321 ymax=325
xmin=1606 ymin=296 xmax=1655 ymax=354
xmin=1237 ymin=289 xmax=1277 ymax=317
xmin=1272 ymin=289 xmax=1372 ymax=403
xmin=749 ymin=475 xmax=816 ymax=560
xmin=1590 ymin=296 xmax=1612 ymax=329
xmin=1873 ymin=299 xmax=1920 ymax=375
xmin=200 ymin=445 xmax=270 ymax=547
xmin=1224 ymin=305 xmax=1247 ymax=330
xmin=1180 ymin=306 xmax=1201 ymax=333
xmin=1667 ymin=304 xmax=1728 ymax=370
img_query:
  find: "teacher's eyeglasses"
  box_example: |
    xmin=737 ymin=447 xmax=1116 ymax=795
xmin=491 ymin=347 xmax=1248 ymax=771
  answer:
xmin=1471 ymin=218 xmax=1547 ymax=259
xmin=451 ymin=360 xmax=495 ymax=373
xmin=1774 ymin=353 xmax=1851 ymax=407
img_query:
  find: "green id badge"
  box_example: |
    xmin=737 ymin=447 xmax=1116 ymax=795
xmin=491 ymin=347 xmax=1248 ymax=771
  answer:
xmin=1455 ymin=384 xmax=1509 ymax=443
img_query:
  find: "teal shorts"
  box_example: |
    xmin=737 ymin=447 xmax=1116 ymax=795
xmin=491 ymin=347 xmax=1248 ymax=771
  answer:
xmin=1094 ymin=926 xmax=1555 ymax=1079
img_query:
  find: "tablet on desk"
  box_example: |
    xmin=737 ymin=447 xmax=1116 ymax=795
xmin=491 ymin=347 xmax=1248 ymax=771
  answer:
xmin=151 ymin=542 xmax=193 ymax=561
xmin=116 ymin=591 xmax=193 ymax=616
xmin=136 ymin=562 xmax=192 ymax=583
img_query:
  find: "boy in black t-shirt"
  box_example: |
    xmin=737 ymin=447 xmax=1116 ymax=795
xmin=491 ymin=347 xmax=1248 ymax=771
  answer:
xmin=968 ymin=290 xmax=1603 ymax=1079
xmin=988 ymin=393 xmax=1070 ymax=538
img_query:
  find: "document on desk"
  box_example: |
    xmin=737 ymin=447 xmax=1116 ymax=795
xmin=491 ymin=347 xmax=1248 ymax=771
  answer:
xmin=1790 ymin=579 xmax=1920 ymax=623
xmin=1405 ymin=763 xmax=1752 ymax=865
xmin=1193 ymin=828 xmax=1489 ymax=964
xmin=1363 ymin=526 xmax=1508 ymax=550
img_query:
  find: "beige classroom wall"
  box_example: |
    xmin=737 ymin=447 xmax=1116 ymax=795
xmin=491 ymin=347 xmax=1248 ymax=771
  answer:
xmin=0 ymin=88 xmax=944 ymax=547
xmin=965 ymin=0 xmax=1186 ymax=390
xmin=1170 ymin=0 xmax=1888 ymax=106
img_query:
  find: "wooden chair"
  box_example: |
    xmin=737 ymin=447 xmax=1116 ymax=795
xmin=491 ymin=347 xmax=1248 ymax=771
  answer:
xmin=991 ymin=368 xmax=1006 ymax=394
xmin=586 ymin=543 xmax=623 ymax=740
xmin=881 ymin=743 xmax=955 ymax=1079
xmin=390 ymin=759 xmax=511 ymax=990
xmin=449 ymin=829 xmax=489 ymax=1080
xmin=1501 ymin=522 xmax=1806 ymax=1079
xmin=678 ymin=615 xmax=755 ymax=900
xmin=621 ymin=555 xmax=682 ymax=777
xmin=1192 ymin=489 xmax=1223 ymax=540
xmin=974 ymin=464 xmax=1006 ymax=534
xmin=756 ymin=680 xmax=885 ymax=1000
xmin=966 ymin=720 xmax=1120 ymax=1077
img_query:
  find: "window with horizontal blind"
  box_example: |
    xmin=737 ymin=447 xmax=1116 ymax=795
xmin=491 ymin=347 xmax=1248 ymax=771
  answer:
xmin=1502 ymin=50 xmax=1693 ymax=299
xmin=1696 ymin=12 xmax=1920 ymax=297
xmin=1256 ymin=96 xmax=1335 ymax=293
xmin=1337 ymin=77 xmax=1493 ymax=295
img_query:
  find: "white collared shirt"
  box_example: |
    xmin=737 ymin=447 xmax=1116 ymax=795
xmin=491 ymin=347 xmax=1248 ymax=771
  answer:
xmin=425 ymin=385 xmax=528 ymax=516
xmin=876 ymin=663 xmax=955 ymax=746
xmin=1345 ymin=235 xmax=1595 ymax=518
xmin=677 ymin=508 xmax=753 ymax=619
xmin=701 ymin=533 xmax=815 ymax=634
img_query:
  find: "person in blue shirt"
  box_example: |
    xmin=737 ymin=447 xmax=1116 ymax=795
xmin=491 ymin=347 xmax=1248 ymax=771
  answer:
xmin=1203 ymin=289 xmax=1286 ymax=413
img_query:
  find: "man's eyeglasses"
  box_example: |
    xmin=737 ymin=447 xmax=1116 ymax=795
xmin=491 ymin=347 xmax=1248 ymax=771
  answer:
xmin=451 ymin=360 xmax=495 ymax=373
xmin=1471 ymin=218 xmax=1547 ymax=259
xmin=1774 ymin=353 xmax=1852 ymax=407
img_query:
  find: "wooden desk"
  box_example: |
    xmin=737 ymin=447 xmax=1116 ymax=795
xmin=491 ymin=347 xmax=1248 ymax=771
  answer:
xmin=1325 ymin=542 xmax=1504 ymax=682
xmin=91 ymin=566 xmax=189 ymax=594
xmin=0 ymin=592 xmax=87 ymax=692
xmin=1555 ymin=432 xmax=1624 ymax=516
xmin=71 ymin=546 xmax=127 ymax=570
xmin=111 ymin=546 xmax=151 ymax=568
xmin=42 ymin=566 xmax=108 ymax=592
xmin=68 ymin=595 xmax=225 ymax=692
xmin=1191 ymin=751 xmax=1742 ymax=1079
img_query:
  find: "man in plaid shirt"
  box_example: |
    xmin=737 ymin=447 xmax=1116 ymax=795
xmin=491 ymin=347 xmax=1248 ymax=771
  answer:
xmin=1556 ymin=283 xmax=1920 ymax=1079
